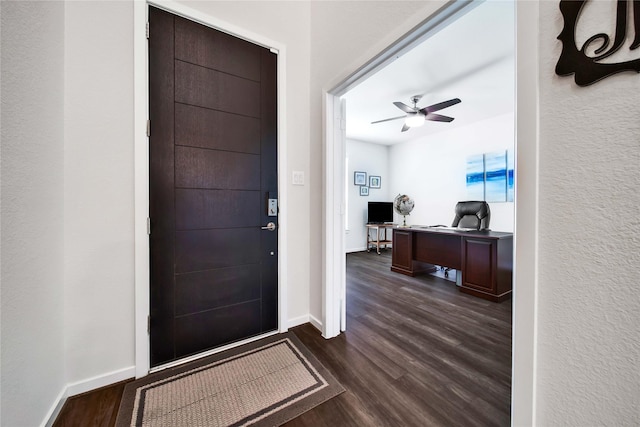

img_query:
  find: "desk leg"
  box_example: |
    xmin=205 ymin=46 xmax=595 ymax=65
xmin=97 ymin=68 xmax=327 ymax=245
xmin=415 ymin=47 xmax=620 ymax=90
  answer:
xmin=366 ymin=228 xmax=369 ymax=252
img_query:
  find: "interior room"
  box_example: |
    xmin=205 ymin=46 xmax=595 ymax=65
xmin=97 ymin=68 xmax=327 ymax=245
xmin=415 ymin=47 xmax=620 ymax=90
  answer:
xmin=336 ymin=4 xmax=516 ymax=423
xmin=344 ymin=1 xmax=515 ymax=254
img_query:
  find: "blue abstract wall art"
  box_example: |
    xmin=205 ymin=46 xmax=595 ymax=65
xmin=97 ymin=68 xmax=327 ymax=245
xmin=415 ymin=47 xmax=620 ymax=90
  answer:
xmin=466 ymin=154 xmax=485 ymax=200
xmin=466 ymin=150 xmax=514 ymax=202
xmin=485 ymin=151 xmax=507 ymax=202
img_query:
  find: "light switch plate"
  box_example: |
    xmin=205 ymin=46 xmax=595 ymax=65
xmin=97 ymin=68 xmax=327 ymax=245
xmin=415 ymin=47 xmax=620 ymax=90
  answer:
xmin=292 ymin=171 xmax=304 ymax=186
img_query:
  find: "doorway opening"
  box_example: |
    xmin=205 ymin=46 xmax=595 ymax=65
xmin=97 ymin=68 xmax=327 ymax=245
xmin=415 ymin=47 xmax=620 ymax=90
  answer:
xmin=323 ymin=1 xmax=539 ymax=424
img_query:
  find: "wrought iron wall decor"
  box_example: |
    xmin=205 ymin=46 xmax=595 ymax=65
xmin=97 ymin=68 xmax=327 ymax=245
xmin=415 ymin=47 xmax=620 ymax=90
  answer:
xmin=556 ymin=0 xmax=640 ymax=86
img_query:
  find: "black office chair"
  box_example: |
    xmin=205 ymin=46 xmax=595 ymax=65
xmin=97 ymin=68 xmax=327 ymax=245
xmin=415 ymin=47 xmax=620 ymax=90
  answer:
xmin=452 ymin=201 xmax=491 ymax=230
xmin=441 ymin=201 xmax=491 ymax=277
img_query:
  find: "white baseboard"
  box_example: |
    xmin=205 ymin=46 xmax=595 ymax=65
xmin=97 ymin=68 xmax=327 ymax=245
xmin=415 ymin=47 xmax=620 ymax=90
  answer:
xmin=287 ymin=313 xmax=323 ymax=332
xmin=43 ymin=366 xmax=136 ymax=426
xmin=287 ymin=314 xmax=309 ymax=328
xmin=42 ymin=387 xmax=68 ymax=427
xmin=309 ymin=314 xmax=322 ymax=331
xmin=66 ymin=366 xmax=136 ymax=397
xmin=346 ymin=246 xmax=367 ymax=253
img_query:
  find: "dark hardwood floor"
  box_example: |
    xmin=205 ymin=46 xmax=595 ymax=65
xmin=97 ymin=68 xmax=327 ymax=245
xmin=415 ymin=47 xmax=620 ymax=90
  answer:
xmin=286 ymin=251 xmax=511 ymax=426
xmin=53 ymin=250 xmax=511 ymax=426
xmin=52 ymin=379 xmax=131 ymax=427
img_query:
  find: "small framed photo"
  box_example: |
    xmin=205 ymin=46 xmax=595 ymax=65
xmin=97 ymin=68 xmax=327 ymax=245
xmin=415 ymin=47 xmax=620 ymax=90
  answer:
xmin=360 ymin=186 xmax=369 ymax=196
xmin=354 ymin=171 xmax=367 ymax=186
xmin=369 ymin=175 xmax=381 ymax=189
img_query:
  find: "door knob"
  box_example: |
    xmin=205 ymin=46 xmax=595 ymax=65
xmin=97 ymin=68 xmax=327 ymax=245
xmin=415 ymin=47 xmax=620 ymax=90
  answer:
xmin=261 ymin=222 xmax=276 ymax=231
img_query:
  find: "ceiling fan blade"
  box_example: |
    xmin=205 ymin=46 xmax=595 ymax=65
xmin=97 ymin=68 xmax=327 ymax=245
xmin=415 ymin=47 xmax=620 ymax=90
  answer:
xmin=425 ymin=113 xmax=455 ymax=122
xmin=420 ymin=98 xmax=461 ymax=114
xmin=371 ymin=115 xmax=406 ymax=124
xmin=401 ymin=123 xmax=410 ymax=132
xmin=393 ymin=102 xmax=417 ymax=114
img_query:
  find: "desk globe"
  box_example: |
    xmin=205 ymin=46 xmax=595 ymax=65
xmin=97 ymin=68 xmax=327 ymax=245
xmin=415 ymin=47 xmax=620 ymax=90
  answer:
xmin=393 ymin=194 xmax=414 ymax=227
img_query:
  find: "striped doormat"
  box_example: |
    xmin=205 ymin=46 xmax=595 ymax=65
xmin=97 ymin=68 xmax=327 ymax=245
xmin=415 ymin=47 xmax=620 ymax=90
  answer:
xmin=116 ymin=332 xmax=344 ymax=427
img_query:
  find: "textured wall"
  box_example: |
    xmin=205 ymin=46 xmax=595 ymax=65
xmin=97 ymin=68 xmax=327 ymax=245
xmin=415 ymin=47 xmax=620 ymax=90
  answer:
xmin=536 ymin=1 xmax=640 ymax=424
xmin=0 ymin=2 xmax=66 ymax=425
xmin=63 ymin=1 xmax=135 ymax=385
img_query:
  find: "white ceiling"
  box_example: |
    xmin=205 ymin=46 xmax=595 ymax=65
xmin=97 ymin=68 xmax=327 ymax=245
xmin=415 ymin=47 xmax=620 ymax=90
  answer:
xmin=343 ymin=1 xmax=515 ymax=145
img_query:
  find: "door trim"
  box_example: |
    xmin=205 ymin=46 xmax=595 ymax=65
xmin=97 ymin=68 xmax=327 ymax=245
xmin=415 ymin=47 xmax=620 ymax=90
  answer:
xmin=322 ymin=1 xmax=538 ymax=425
xmin=134 ymin=0 xmax=288 ymax=378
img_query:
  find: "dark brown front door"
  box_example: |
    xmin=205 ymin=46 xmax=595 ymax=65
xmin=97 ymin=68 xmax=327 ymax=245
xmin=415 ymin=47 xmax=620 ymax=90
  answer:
xmin=148 ymin=6 xmax=278 ymax=367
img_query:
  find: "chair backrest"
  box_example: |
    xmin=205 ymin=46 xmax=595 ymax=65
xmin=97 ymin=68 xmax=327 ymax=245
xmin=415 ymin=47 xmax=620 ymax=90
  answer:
xmin=451 ymin=201 xmax=491 ymax=230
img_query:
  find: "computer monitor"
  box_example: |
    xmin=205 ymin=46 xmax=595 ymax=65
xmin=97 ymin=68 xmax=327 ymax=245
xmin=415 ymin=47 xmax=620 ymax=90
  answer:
xmin=367 ymin=202 xmax=393 ymax=224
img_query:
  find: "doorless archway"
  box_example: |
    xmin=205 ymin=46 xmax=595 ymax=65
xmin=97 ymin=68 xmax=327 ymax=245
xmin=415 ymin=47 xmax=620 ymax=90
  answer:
xmin=322 ymin=1 xmax=539 ymax=425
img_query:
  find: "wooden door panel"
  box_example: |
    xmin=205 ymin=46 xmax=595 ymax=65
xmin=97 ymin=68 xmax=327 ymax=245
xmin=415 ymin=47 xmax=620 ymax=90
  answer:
xmin=175 ymin=265 xmax=261 ymax=316
xmin=148 ymin=6 xmax=176 ymax=366
xmin=175 ymin=301 xmax=262 ymax=358
xmin=175 ymin=229 xmax=261 ymax=273
xmin=175 ymin=189 xmax=260 ymax=230
xmin=149 ymin=6 xmax=277 ymax=367
xmin=174 ymin=16 xmax=261 ymax=81
xmin=260 ymin=253 xmax=278 ymax=331
xmin=175 ymin=61 xmax=260 ymax=117
xmin=175 ymin=146 xmax=260 ymax=190
xmin=175 ymin=103 xmax=260 ymax=154
xmin=259 ymin=49 xmax=278 ymax=334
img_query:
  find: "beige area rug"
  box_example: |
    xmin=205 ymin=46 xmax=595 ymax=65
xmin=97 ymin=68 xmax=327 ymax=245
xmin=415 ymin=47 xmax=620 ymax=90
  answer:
xmin=116 ymin=332 xmax=344 ymax=427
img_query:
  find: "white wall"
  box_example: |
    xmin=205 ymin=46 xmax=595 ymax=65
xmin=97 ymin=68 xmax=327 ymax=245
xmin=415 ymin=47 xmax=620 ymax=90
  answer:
xmin=345 ymin=139 xmax=390 ymax=252
xmin=535 ymin=2 xmax=640 ymax=424
xmin=346 ymin=111 xmax=515 ymax=254
xmin=63 ymin=1 xmax=136 ymax=386
xmin=0 ymin=2 xmax=66 ymax=425
xmin=389 ymin=113 xmax=515 ymax=232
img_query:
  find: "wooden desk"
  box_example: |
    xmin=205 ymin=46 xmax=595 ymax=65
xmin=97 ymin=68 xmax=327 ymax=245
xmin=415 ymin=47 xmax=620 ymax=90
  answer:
xmin=391 ymin=227 xmax=513 ymax=302
xmin=366 ymin=223 xmax=395 ymax=254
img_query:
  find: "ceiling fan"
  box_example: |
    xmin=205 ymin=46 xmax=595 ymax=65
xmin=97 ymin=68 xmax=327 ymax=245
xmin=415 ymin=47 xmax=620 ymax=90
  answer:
xmin=371 ymin=95 xmax=461 ymax=132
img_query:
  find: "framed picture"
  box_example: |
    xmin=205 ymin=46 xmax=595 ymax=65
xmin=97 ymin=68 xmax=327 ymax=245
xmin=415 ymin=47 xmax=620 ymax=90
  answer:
xmin=354 ymin=171 xmax=367 ymax=186
xmin=369 ymin=175 xmax=381 ymax=189
xmin=360 ymin=186 xmax=369 ymax=196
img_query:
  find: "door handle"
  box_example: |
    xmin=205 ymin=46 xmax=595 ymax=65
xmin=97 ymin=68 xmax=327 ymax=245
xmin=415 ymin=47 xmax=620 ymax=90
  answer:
xmin=261 ymin=222 xmax=276 ymax=231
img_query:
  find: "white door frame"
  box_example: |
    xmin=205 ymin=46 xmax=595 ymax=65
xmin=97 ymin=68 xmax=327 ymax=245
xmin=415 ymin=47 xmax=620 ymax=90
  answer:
xmin=322 ymin=95 xmax=347 ymax=338
xmin=133 ymin=0 xmax=289 ymax=378
xmin=322 ymin=1 xmax=538 ymax=425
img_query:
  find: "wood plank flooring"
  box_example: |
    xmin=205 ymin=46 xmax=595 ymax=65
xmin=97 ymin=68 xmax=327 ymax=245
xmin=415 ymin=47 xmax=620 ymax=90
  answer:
xmin=286 ymin=251 xmax=511 ymax=426
xmin=53 ymin=250 xmax=511 ymax=426
xmin=52 ymin=379 xmax=130 ymax=427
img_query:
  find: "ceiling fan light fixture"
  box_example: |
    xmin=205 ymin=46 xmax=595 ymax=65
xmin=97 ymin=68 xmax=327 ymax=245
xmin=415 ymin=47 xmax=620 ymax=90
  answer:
xmin=405 ymin=113 xmax=425 ymax=128
xmin=371 ymin=96 xmax=460 ymax=132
